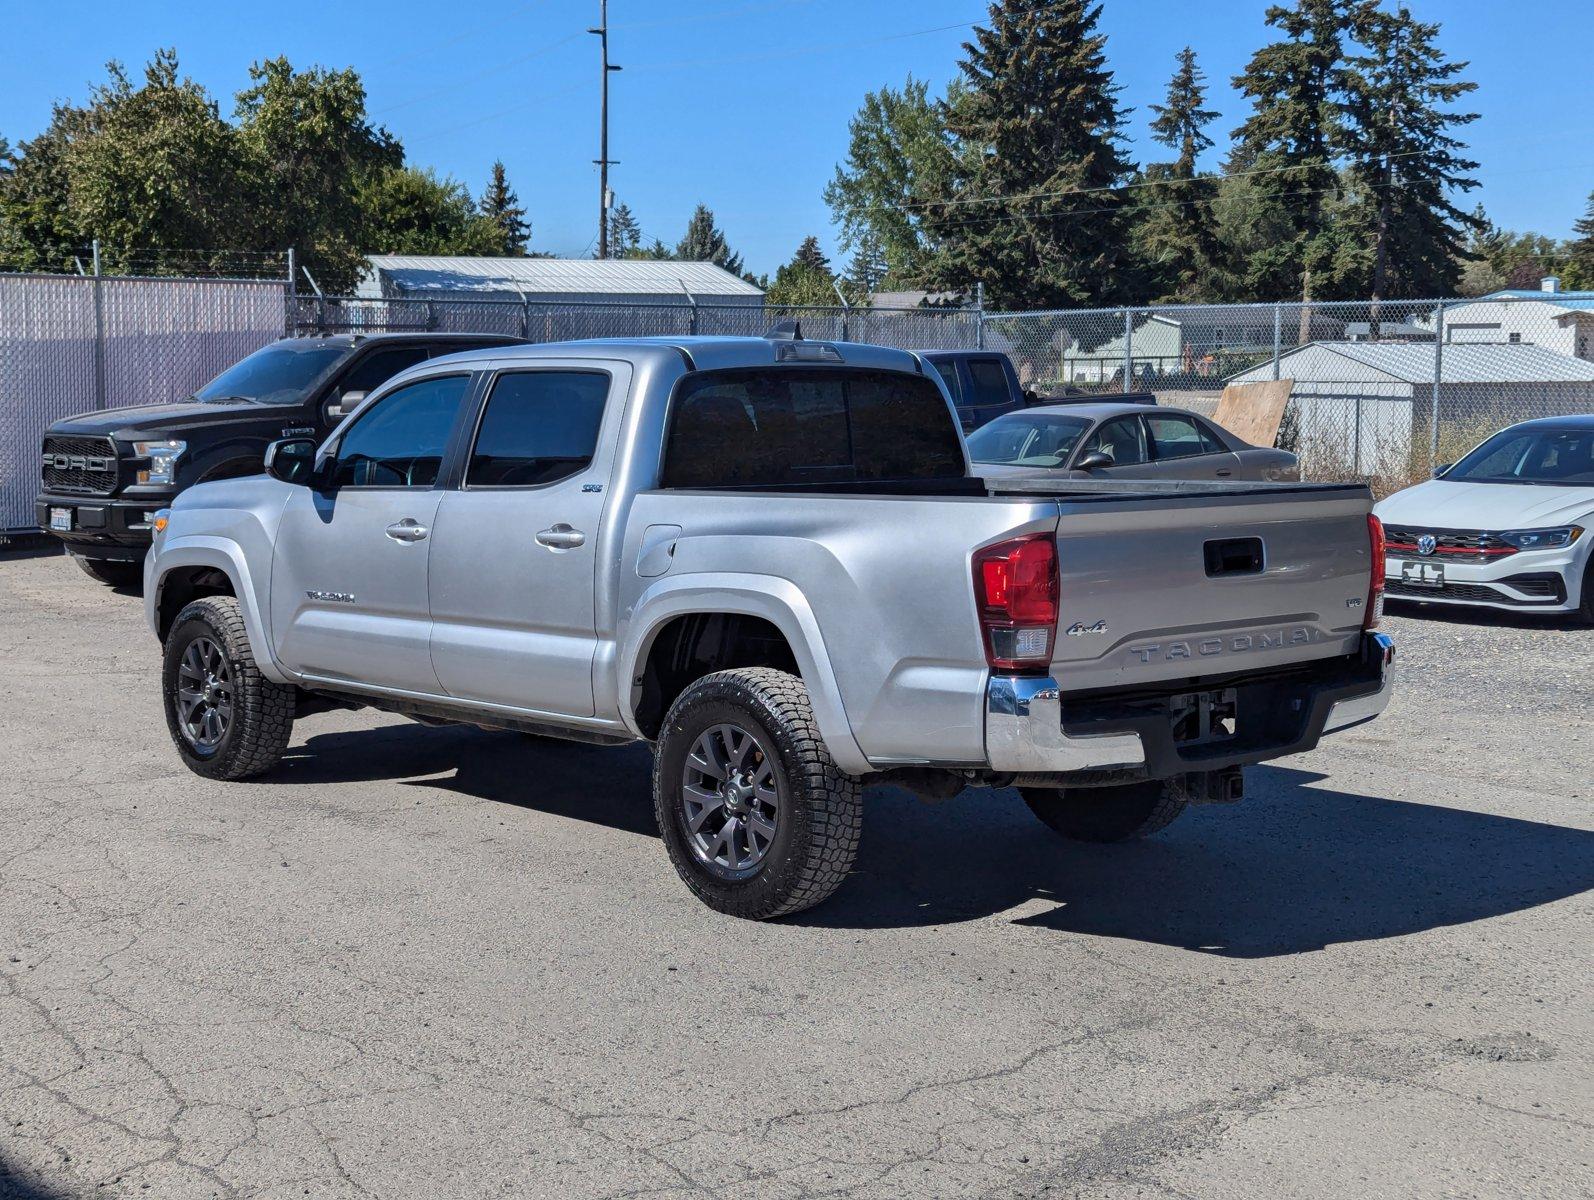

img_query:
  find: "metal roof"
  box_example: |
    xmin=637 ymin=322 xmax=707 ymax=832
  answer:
xmin=360 ymin=256 xmax=764 ymax=298
xmin=1478 ymin=289 xmax=1594 ymax=311
xmin=1249 ymin=341 xmax=1594 ymax=384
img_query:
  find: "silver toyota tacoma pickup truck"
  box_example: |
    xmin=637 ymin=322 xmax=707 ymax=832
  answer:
xmin=145 ymin=334 xmax=1394 ymax=919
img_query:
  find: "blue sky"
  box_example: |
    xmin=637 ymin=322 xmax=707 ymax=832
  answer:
xmin=3 ymin=0 xmax=1590 ymax=277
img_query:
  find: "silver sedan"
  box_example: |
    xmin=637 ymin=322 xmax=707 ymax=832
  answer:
xmin=967 ymin=402 xmax=1300 ymax=483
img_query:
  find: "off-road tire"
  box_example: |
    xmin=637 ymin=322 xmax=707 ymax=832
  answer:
xmin=653 ymin=667 xmax=862 ymax=919
xmin=74 ymin=555 xmax=142 ymax=588
xmin=1021 ymin=778 xmax=1187 ymax=843
xmin=162 ymin=596 xmax=294 ymax=780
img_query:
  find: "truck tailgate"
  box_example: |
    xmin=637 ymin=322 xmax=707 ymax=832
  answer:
xmin=1024 ymin=482 xmax=1376 ymax=692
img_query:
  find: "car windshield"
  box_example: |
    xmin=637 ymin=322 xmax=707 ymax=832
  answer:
xmin=193 ymin=341 xmax=349 ymax=405
xmin=1446 ymin=426 xmax=1594 ymax=486
xmin=965 ymin=413 xmax=1092 ymax=467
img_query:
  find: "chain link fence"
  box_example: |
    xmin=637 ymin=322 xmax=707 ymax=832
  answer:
xmin=8 ymin=270 xmax=1594 ymax=535
xmin=987 ymin=295 xmax=1594 ymax=492
xmin=1 ymin=273 xmax=289 ymax=534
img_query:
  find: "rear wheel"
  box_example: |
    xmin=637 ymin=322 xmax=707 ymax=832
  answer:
xmin=73 ymin=555 xmax=142 ymax=588
xmin=162 ymin=596 xmax=294 ymax=780
xmin=653 ymin=667 xmax=862 ymax=919
xmin=1021 ymin=779 xmax=1187 ymax=843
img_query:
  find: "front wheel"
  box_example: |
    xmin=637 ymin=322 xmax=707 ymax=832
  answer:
xmin=653 ymin=668 xmax=862 ymax=919
xmin=1021 ymin=778 xmax=1188 ymax=843
xmin=162 ymin=596 xmax=294 ymax=780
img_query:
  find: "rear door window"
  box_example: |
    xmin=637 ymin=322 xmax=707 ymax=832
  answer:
xmin=929 ymin=361 xmax=962 ymax=404
xmin=662 ymin=367 xmax=965 ymax=488
xmin=339 ymin=346 xmax=430 ymax=395
xmin=966 ymin=358 xmax=1012 ymax=408
xmin=1079 ymin=416 xmax=1148 ymax=467
xmin=466 ymin=371 xmax=611 ymax=487
xmin=1146 ymin=413 xmax=1219 ymax=460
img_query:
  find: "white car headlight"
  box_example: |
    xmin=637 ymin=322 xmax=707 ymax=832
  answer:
xmin=1497 ymin=525 xmax=1583 ymax=551
xmin=133 ymin=440 xmax=187 ymax=485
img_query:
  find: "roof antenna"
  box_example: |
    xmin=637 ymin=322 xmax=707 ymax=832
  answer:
xmin=765 ymin=318 xmax=803 ymax=341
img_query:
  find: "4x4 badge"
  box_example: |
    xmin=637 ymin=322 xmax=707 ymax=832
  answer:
xmin=1066 ymin=620 xmax=1107 ymax=637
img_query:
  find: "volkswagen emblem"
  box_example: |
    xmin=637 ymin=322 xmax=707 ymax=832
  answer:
xmin=1416 ymin=534 xmax=1437 ymax=557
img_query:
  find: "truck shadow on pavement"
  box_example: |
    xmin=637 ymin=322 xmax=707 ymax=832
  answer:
xmin=0 ymin=1154 xmax=72 ymax=1200
xmin=277 ymin=725 xmax=1594 ymax=958
xmin=812 ymin=765 xmax=1594 ymax=956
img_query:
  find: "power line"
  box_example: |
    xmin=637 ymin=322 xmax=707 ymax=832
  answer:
xmin=627 ymin=17 xmax=981 ymax=75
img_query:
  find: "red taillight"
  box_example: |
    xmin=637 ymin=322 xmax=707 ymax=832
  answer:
xmin=973 ymin=533 xmax=1059 ymax=672
xmin=1365 ymin=513 xmax=1385 ymax=629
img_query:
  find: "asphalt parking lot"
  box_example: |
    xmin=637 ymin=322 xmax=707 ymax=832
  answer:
xmin=1 ymin=552 xmax=1589 ymax=1200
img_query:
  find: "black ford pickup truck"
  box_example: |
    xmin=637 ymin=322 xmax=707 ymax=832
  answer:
xmin=37 ymin=332 xmax=521 ymax=585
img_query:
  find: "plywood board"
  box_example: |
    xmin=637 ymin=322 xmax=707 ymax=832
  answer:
xmin=1213 ymin=378 xmax=1294 ymax=448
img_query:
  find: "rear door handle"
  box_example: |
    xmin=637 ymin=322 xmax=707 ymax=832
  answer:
xmin=536 ymin=523 xmax=586 ymax=550
xmin=1215 ymin=469 xmax=1233 ymax=477
xmin=385 ymin=519 xmax=429 ymax=542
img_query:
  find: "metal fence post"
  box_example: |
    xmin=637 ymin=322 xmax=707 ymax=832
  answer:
xmin=975 ymin=282 xmax=986 ymax=350
xmin=1122 ymin=308 xmax=1133 ymax=394
xmin=285 ymin=247 xmax=297 ymax=336
xmin=1272 ymin=303 xmax=1282 ymax=381
xmin=1430 ymin=302 xmax=1446 ymax=467
xmin=91 ymin=239 xmax=107 ymax=411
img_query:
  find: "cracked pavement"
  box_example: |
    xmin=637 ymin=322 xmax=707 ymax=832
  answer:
xmin=0 ymin=552 xmax=1590 ymax=1199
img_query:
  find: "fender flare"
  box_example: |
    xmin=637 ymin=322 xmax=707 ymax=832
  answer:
xmin=147 ymin=538 xmax=293 ymax=685
xmin=619 ymin=573 xmax=871 ymax=775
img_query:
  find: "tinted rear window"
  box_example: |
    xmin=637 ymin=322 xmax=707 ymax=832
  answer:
xmin=661 ymin=367 xmax=965 ymax=488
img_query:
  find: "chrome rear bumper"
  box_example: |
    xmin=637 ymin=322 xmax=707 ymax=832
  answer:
xmin=985 ymin=631 xmax=1395 ymax=776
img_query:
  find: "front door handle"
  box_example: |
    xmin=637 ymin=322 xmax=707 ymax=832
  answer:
xmin=536 ymin=523 xmax=586 ymax=550
xmin=385 ymin=519 xmax=429 ymax=542
xmin=1215 ymin=469 xmax=1233 ymax=477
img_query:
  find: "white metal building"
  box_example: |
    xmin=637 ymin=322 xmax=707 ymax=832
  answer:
xmin=356 ymin=256 xmax=764 ymax=306
xmin=1229 ymin=341 xmax=1594 ymax=474
xmin=1418 ymin=279 xmax=1594 ymax=361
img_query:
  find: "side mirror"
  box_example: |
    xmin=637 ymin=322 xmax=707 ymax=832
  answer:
xmin=1076 ymin=450 xmax=1114 ymax=471
xmin=1022 ymin=388 xmax=1041 ymax=405
xmin=322 ymin=389 xmax=367 ymax=425
xmin=264 ymin=438 xmax=320 ymax=487
xmin=1431 ymin=462 xmax=1452 ymax=478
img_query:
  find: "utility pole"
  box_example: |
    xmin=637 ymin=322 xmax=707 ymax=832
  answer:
xmin=589 ymin=1 xmax=622 ymax=258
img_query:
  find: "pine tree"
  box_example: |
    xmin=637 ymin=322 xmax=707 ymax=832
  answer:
xmin=920 ymin=0 xmax=1140 ymax=309
xmin=478 ymin=160 xmax=529 ymax=256
xmin=1230 ymin=0 xmax=1355 ymax=306
xmin=1150 ymin=47 xmax=1216 ymax=177
xmin=792 ymin=235 xmax=829 ymax=274
xmin=1563 ymin=192 xmax=1594 ymax=290
xmin=1136 ymin=47 xmax=1224 ymax=301
xmin=845 ymin=229 xmax=890 ymax=293
xmin=1341 ymin=2 xmax=1480 ymax=315
xmin=607 ymin=201 xmax=641 ymax=257
xmin=766 ymin=236 xmax=837 ymax=306
xmin=675 ymin=203 xmax=744 ymax=275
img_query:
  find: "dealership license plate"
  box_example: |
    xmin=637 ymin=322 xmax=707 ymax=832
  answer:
xmin=1398 ymin=560 xmax=1444 ymax=588
xmin=49 ymin=507 xmax=72 ymax=532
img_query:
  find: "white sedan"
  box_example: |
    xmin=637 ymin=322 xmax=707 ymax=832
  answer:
xmin=1374 ymin=416 xmax=1594 ymax=620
